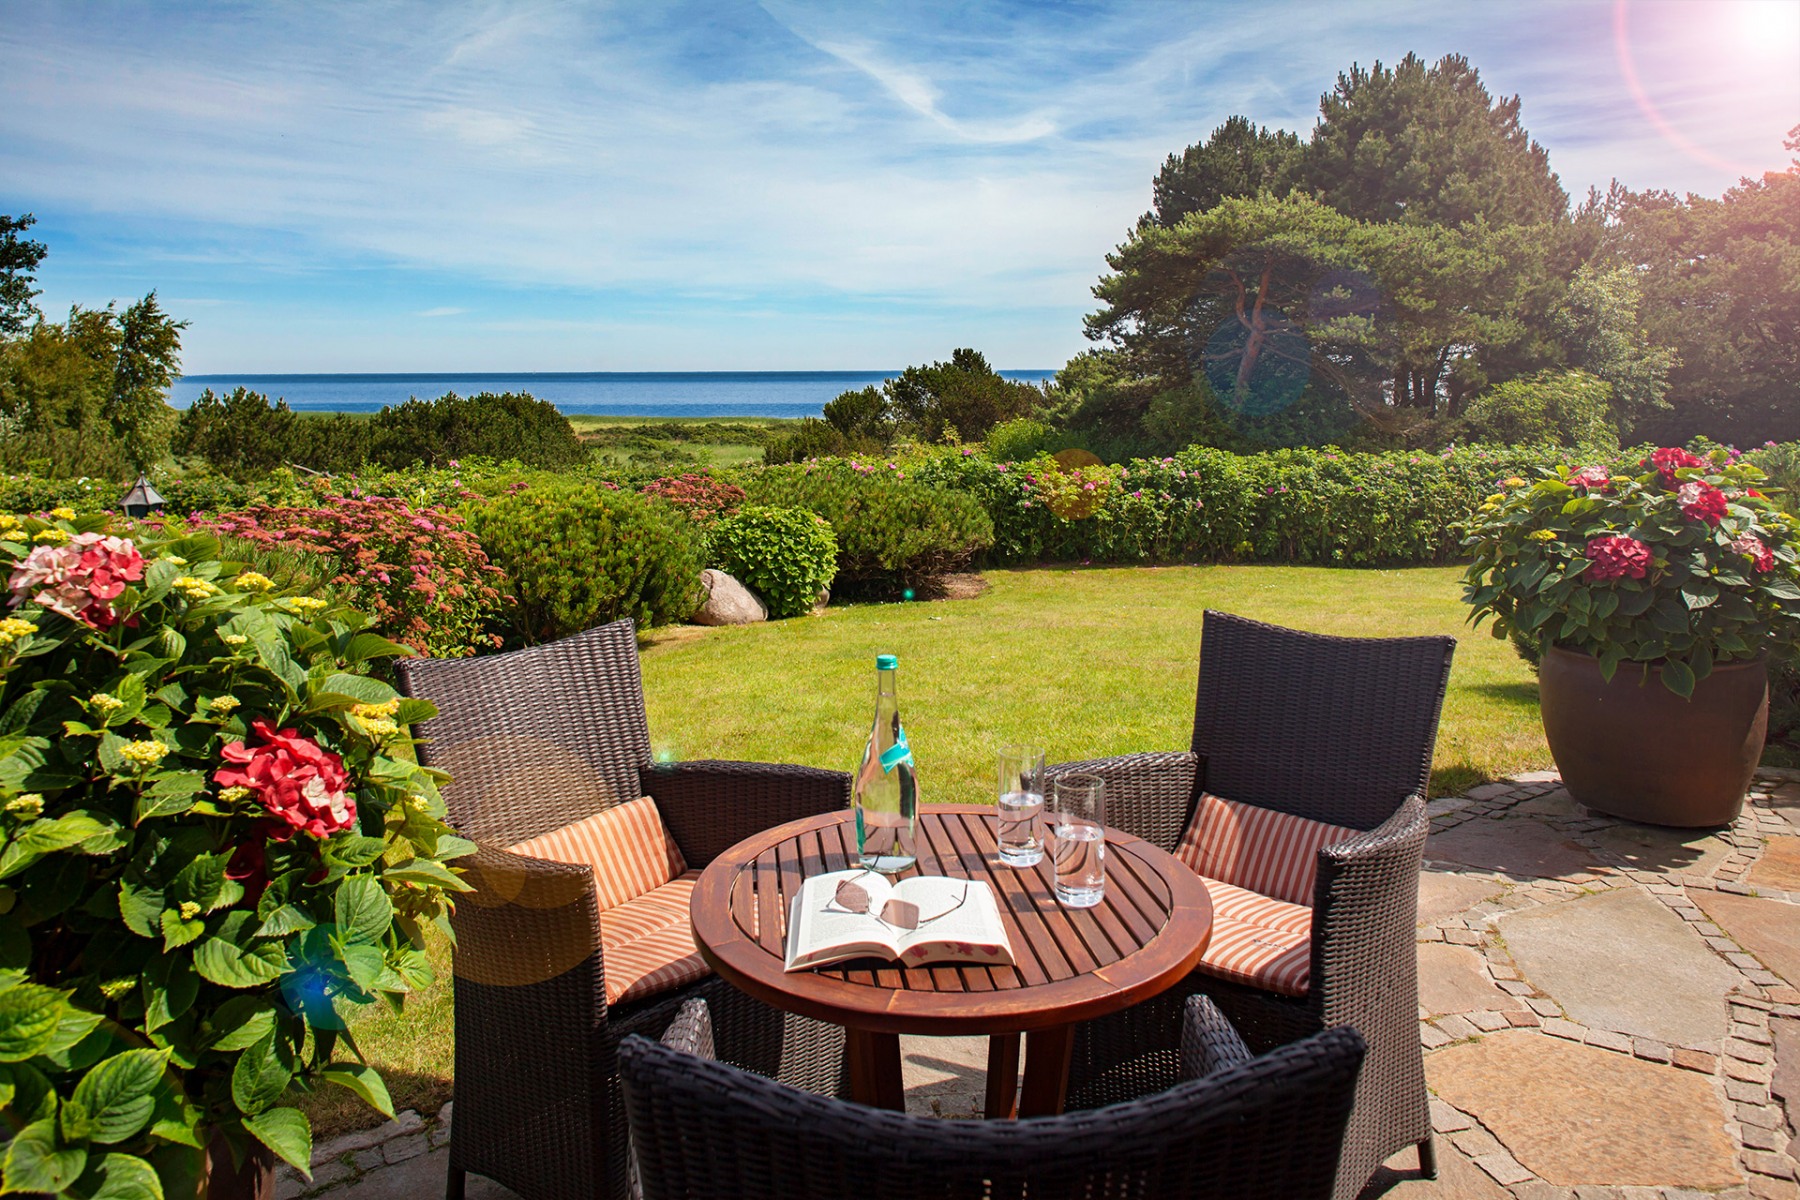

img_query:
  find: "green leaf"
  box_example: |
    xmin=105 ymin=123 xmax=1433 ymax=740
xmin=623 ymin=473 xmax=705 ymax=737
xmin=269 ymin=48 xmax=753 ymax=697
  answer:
xmin=334 ymin=876 xmax=392 ymax=947
xmin=1764 ymin=578 xmax=1800 ymax=600
xmin=341 ymin=633 xmax=411 ymax=663
xmin=66 ymin=1049 xmax=168 ymax=1144
xmin=159 ymin=910 xmax=205 ymax=951
xmin=1662 ymin=658 xmax=1696 ymax=699
xmin=0 ymin=812 xmax=110 ymax=880
xmin=119 ymin=882 xmax=165 ymax=939
xmin=383 ymin=859 xmax=470 ymax=891
xmin=230 ymin=1031 xmax=294 ymax=1116
xmin=313 ymin=674 xmax=397 ymax=708
xmin=134 ymin=773 xmax=207 ymax=824
xmin=206 ymin=998 xmax=276 ymax=1053
xmin=191 ymin=914 xmax=289 ymax=990
xmin=253 ymin=905 xmax=316 ymax=939
xmin=1 ymin=1119 xmax=87 ymax=1195
xmin=339 ymin=945 xmax=386 ymax=992
xmin=327 ymin=837 xmax=387 ymax=869
xmin=1680 ymin=583 xmax=1720 ymax=609
xmin=243 ymin=1107 xmax=311 ymax=1177
xmin=75 ymin=1151 xmax=164 ymax=1200
xmin=321 ymin=1064 xmax=394 ymax=1119
xmin=167 ymin=853 xmax=229 ymax=913
xmin=43 ymin=1005 xmax=104 ymax=1054
xmin=0 ymin=982 xmax=69 ymax=1061
xmin=147 ymin=1090 xmax=204 ymax=1148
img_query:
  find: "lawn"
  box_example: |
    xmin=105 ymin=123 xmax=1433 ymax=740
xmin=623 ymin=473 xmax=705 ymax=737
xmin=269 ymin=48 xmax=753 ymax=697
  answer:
xmin=566 ymin=414 xmax=795 ymax=469
xmin=305 ymin=563 xmax=1548 ymax=1135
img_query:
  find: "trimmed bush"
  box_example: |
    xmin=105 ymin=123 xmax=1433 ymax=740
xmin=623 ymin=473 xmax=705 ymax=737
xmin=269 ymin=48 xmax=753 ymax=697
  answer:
xmin=1459 ymin=370 xmax=1618 ymax=448
xmin=711 ymin=505 xmax=837 ymax=618
xmin=983 ymin=417 xmax=1065 ymax=464
xmin=368 ymin=392 xmax=586 ymax=470
xmin=175 ymin=386 xmax=372 ymax=478
xmin=469 ymin=485 xmax=703 ymax=641
xmin=741 ymin=460 xmax=994 ymax=591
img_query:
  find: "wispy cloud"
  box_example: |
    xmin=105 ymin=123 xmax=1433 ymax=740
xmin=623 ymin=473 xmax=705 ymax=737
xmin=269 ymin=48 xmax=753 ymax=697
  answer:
xmin=0 ymin=1 xmax=1793 ymax=371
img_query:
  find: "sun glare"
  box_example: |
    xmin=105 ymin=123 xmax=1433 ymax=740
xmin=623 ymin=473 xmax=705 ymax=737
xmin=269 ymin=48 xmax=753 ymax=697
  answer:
xmin=1736 ymin=0 xmax=1800 ymax=55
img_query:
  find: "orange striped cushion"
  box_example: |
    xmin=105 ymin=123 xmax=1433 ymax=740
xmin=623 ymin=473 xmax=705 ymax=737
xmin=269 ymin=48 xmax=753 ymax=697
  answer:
xmin=1176 ymin=792 xmax=1360 ymax=907
xmin=599 ymin=871 xmax=709 ymax=1005
xmin=1195 ymin=876 xmax=1312 ymax=997
xmin=507 ymin=796 xmax=688 ymax=912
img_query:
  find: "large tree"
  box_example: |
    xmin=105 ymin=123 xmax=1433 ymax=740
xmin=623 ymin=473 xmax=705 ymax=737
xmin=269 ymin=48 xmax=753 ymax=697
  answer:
xmin=0 ymin=214 xmax=47 ymax=337
xmin=1148 ymin=116 xmax=1303 ymax=228
xmin=885 ymin=348 xmax=1043 ymax=443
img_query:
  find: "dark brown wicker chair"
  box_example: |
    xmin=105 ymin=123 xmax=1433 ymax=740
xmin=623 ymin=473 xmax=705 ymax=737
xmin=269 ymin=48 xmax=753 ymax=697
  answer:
xmin=1048 ymin=610 xmax=1454 ymax=1200
xmin=395 ymin=619 xmax=850 ymax=1200
xmin=623 ymin=994 xmax=1367 ymax=1200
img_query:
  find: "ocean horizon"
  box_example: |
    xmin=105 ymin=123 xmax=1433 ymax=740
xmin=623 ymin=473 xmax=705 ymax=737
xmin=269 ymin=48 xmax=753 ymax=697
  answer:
xmin=169 ymin=370 xmax=1058 ymax=419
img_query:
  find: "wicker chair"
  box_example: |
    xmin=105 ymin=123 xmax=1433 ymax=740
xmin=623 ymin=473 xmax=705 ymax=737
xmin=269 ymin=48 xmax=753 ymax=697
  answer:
xmin=1049 ymin=610 xmax=1454 ymax=1200
xmin=395 ymin=619 xmax=850 ymax=1200
xmin=623 ymin=994 xmax=1367 ymax=1200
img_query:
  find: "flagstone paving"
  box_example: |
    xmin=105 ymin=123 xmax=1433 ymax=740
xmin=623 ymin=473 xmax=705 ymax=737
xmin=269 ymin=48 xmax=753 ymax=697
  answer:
xmin=285 ymin=769 xmax=1800 ymax=1200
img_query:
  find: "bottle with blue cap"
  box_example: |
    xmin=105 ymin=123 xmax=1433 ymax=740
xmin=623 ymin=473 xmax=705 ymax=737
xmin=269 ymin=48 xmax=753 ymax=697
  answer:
xmin=852 ymin=653 xmax=917 ymax=873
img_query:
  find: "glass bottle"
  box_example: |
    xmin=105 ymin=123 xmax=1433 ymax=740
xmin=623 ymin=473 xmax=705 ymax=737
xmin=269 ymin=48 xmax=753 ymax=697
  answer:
xmin=852 ymin=653 xmax=917 ymax=873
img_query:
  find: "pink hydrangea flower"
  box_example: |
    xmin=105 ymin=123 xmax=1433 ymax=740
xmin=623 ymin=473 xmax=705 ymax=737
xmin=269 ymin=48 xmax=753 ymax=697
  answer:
xmin=7 ymin=532 xmax=145 ymax=628
xmin=215 ymin=718 xmax=355 ymax=838
xmin=1677 ymin=480 xmax=1729 ymax=525
xmin=1732 ymin=533 xmax=1776 ymax=573
xmin=1569 ymin=465 xmax=1610 ymax=491
xmin=1585 ymin=535 xmax=1652 ymax=581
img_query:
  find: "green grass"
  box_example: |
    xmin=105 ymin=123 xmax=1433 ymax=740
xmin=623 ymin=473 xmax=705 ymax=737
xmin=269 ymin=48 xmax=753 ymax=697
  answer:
xmin=305 ymin=563 xmax=1549 ymax=1135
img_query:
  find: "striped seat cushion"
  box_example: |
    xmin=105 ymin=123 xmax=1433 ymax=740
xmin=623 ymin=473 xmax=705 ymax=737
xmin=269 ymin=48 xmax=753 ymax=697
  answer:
xmin=599 ymin=870 xmax=709 ymax=1005
xmin=1195 ymin=877 xmax=1313 ymax=997
xmin=1176 ymin=792 xmax=1361 ymax=907
xmin=506 ymin=795 xmax=688 ymax=912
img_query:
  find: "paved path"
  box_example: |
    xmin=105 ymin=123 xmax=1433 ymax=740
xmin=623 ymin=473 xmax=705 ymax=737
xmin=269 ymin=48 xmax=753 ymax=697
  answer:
xmin=286 ymin=769 xmax=1800 ymax=1200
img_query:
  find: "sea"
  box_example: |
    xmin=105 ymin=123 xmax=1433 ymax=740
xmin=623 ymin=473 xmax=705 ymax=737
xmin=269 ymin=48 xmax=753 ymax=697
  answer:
xmin=168 ymin=370 xmax=1057 ymax=420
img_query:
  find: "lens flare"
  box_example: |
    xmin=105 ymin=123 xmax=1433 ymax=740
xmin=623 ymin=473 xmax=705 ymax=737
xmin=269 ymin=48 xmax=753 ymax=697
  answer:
xmin=1613 ymin=0 xmax=1757 ymax=177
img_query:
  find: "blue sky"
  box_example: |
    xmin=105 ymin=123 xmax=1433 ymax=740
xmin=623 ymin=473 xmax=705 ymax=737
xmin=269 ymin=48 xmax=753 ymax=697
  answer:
xmin=1 ymin=1 xmax=1796 ymax=374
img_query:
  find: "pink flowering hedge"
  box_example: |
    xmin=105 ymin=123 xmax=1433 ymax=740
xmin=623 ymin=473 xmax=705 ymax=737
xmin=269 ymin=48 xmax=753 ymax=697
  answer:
xmin=194 ymin=496 xmax=509 ymax=658
xmin=1462 ymin=447 xmax=1800 ymax=695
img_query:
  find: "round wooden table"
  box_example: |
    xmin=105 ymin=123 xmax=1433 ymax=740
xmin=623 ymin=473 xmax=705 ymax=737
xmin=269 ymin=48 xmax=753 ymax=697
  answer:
xmin=691 ymin=805 xmax=1213 ymax=1118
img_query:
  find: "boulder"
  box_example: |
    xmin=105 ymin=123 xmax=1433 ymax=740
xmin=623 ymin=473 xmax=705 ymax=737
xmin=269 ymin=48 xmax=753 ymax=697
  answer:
xmin=692 ymin=569 xmax=767 ymax=625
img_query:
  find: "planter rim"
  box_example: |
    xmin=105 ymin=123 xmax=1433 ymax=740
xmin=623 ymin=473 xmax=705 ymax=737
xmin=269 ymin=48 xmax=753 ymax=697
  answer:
xmin=1546 ymin=645 xmax=1770 ymax=672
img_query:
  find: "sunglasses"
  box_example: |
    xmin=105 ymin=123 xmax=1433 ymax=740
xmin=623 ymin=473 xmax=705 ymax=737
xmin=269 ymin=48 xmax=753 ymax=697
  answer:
xmin=831 ymin=871 xmax=969 ymax=931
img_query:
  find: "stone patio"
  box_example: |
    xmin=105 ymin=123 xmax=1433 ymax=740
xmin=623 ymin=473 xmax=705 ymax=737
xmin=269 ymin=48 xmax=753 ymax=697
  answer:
xmin=284 ymin=768 xmax=1800 ymax=1200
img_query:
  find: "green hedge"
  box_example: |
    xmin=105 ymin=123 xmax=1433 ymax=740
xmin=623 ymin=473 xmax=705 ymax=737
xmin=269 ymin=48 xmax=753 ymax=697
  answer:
xmin=710 ymin=505 xmax=837 ymax=618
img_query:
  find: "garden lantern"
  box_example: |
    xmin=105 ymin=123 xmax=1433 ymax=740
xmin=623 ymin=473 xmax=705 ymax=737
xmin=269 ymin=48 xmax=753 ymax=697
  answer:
xmin=119 ymin=474 xmax=165 ymax=517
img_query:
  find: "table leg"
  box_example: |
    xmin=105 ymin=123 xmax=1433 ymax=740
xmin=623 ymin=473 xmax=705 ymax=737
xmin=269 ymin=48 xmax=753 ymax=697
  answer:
xmin=983 ymin=1033 xmax=1020 ymax=1119
xmin=846 ymin=1028 xmax=904 ymax=1111
xmin=1018 ymin=1024 xmax=1075 ymax=1117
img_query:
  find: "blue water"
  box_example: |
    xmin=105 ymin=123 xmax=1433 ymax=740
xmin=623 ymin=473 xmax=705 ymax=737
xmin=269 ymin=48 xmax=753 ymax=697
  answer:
xmin=169 ymin=370 xmax=1057 ymax=419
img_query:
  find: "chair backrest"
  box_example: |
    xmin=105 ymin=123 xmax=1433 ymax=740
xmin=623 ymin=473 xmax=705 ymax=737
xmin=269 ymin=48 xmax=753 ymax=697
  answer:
xmin=395 ymin=620 xmax=652 ymax=844
xmin=620 ymin=1024 xmax=1366 ymax=1200
xmin=1192 ymin=611 xmax=1455 ymax=830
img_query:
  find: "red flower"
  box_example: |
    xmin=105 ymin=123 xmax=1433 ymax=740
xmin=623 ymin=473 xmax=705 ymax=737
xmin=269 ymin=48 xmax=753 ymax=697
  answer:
xmin=1732 ymin=533 xmax=1777 ymax=573
xmin=1677 ymin=480 xmax=1729 ymax=525
xmin=215 ymin=718 xmax=356 ymax=838
xmin=1569 ymin=465 xmax=1610 ymax=491
xmin=6 ymin=532 xmax=145 ymax=628
xmin=1585 ymin=535 xmax=1652 ymax=581
xmin=1647 ymin=447 xmax=1705 ymax=488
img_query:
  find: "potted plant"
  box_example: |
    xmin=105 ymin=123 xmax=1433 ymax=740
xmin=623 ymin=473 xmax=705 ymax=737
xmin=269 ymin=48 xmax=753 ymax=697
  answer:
xmin=0 ymin=510 xmax=472 ymax=1198
xmin=1463 ymin=447 xmax=1800 ymax=826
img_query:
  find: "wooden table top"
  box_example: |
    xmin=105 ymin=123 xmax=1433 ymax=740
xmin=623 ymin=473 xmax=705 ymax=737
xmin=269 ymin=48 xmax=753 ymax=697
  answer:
xmin=691 ymin=805 xmax=1214 ymax=1037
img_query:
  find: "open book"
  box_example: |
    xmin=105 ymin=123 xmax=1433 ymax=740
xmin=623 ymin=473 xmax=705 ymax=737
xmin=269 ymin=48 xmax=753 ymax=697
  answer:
xmin=784 ymin=870 xmax=1015 ymax=971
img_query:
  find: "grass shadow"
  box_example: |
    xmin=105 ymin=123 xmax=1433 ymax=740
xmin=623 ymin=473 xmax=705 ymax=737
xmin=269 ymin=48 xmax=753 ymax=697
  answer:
xmin=1464 ymin=680 xmax=1540 ymax=710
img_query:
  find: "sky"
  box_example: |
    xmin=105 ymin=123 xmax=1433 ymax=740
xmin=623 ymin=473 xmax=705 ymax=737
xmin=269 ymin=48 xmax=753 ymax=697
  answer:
xmin=1 ymin=0 xmax=1797 ymax=374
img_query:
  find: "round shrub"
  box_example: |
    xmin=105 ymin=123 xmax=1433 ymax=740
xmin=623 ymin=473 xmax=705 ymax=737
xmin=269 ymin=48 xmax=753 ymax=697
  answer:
xmin=984 ymin=418 xmax=1063 ymax=463
xmin=710 ymin=505 xmax=837 ymax=618
xmin=470 ymin=485 xmax=703 ymax=641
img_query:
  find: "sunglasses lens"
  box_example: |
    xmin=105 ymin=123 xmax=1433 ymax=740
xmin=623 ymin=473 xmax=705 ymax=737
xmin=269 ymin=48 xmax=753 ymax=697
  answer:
xmin=835 ymin=880 xmax=870 ymax=911
xmin=879 ymin=898 xmax=921 ymax=929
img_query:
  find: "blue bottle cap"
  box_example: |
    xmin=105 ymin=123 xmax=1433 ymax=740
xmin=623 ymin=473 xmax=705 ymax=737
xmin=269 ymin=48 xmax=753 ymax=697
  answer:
xmin=876 ymin=654 xmax=898 ymax=670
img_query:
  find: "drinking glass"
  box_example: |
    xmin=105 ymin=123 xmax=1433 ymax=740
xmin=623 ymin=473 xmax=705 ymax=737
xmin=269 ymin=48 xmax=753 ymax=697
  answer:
xmin=1050 ymin=774 xmax=1106 ymax=907
xmin=995 ymin=744 xmax=1046 ymax=868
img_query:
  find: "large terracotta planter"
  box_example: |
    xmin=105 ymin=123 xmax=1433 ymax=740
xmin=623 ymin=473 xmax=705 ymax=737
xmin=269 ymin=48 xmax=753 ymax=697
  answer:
xmin=204 ymin=1133 xmax=276 ymax=1200
xmin=1539 ymin=646 xmax=1768 ymax=828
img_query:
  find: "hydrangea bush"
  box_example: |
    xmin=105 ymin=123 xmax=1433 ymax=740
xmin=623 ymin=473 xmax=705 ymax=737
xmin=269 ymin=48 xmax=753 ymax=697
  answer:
xmin=1461 ymin=447 xmax=1800 ymax=695
xmin=709 ymin=505 xmax=837 ymax=618
xmin=0 ymin=510 xmax=472 ymax=1196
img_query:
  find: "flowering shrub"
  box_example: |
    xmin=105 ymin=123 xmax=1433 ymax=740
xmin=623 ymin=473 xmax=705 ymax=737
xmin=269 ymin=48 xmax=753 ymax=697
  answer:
xmin=195 ymin=496 xmax=508 ymax=658
xmin=8 ymin=529 xmax=146 ymax=628
xmin=742 ymin=460 xmax=993 ymax=590
xmin=1462 ymin=448 xmax=1800 ymax=695
xmin=0 ymin=511 xmax=472 ymax=1193
xmin=639 ymin=473 xmax=747 ymax=524
xmin=709 ymin=505 xmax=837 ymax=618
xmin=468 ymin=485 xmax=703 ymax=641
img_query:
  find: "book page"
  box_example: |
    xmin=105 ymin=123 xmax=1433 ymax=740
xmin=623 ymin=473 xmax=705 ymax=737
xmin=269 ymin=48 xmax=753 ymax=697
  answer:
xmin=890 ymin=878 xmax=1014 ymax=967
xmin=784 ymin=870 xmax=903 ymax=970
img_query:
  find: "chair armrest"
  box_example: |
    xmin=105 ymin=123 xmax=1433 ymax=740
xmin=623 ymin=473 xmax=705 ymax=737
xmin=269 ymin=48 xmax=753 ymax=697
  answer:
xmin=1308 ymin=795 xmax=1429 ymax=1026
xmin=451 ymin=841 xmax=607 ymax=996
xmin=660 ymin=998 xmax=716 ymax=1060
xmin=643 ymin=759 xmax=850 ymax=867
xmin=1045 ymin=752 xmax=1199 ymax=852
xmin=1179 ymin=994 xmax=1253 ymax=1081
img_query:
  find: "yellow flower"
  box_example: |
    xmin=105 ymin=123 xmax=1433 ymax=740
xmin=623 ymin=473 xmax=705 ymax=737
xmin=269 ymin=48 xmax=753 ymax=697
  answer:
xmin=233 ymin=571 xmax=274 ymax=592
xmin=5 ymin=794 xmax=44 ymax=818
xmin=1484 ymin=493 xmax=1505 ymax=505
xmin=207 ymin=695 xmax=240 ymax=714
xmin=406 ymin=796 xmax=430 ymax=813
xmin=219 ymin=785 xmax=252 ymax=804
xmin=89 ymin=693 xmax=125 ymax=715
xmin=286 ymin=596 xmax=327 ymax=615
xmin=98 ymin=977 xmax=135 ymax=1000
xmin=164 ymin=555 xmax=188 ymax=567
xmin=0 ymin=618 xmax=38 ymax=648
xmin=359 ymin=718 xmax=400 ymax=739
xmin=48 ymin=507 xmax=75 ymax=521
xmin=119 ymin=740 xmax=169 ymax=769
xmin=1502 ymin=477 xmax=1526 ymax=488
xmin=173 ymin=576 xmax=220 ymax=601
xmin=220 ymin=633 xmax=248 ymax=646
xmin=0 ymin=514 xmax=18 ymax=530
xmin=33 ymin=528 xmax=69 ymax=544
xmin=1529 ymin=529 xmax=1559 ymax=542
xmin=178 ymin=900 xmax=202 ymax=921
xmin=351 ymin=698 xmax=401 ymax=720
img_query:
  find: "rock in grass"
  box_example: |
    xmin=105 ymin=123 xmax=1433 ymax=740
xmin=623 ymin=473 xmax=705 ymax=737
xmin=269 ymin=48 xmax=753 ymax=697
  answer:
xmin=693 ymin=569 xmax=767 ymax=625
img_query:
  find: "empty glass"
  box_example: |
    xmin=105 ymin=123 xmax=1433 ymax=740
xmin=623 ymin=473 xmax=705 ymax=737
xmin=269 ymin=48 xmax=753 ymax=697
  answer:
xmin=1050 ymin=774 xmax=1106 ymax=907
xmin=996 ymin=744 xmax=1046 ymax=867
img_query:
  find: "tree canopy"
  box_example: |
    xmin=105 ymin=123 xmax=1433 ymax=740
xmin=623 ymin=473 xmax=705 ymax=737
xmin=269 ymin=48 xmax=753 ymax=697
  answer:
xmin=0 ymin=214 xmax=47 ymax=338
